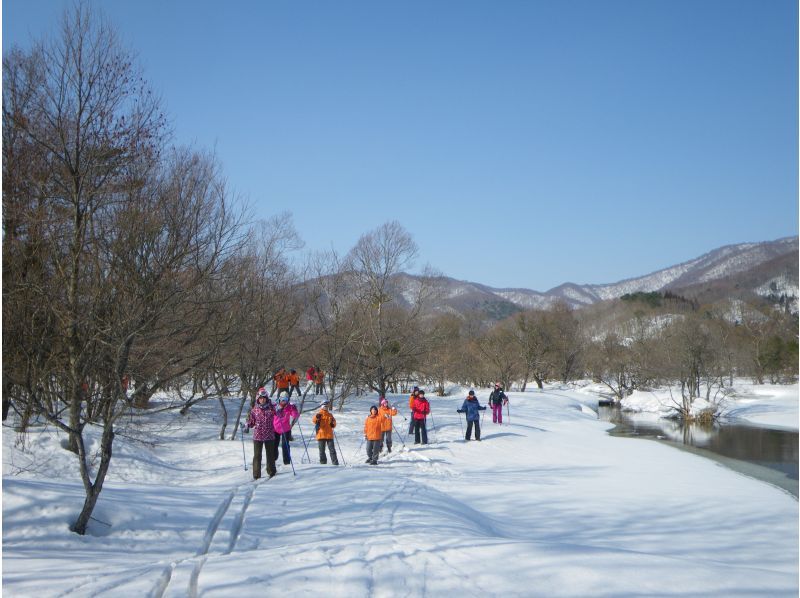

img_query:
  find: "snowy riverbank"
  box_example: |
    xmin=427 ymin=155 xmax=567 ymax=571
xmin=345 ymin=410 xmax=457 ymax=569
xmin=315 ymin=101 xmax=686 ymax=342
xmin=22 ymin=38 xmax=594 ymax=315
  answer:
xmin=3 ymin=384 xmax=798 ymax=596
xmin=602 ymin=381 xmax=799 ymax=430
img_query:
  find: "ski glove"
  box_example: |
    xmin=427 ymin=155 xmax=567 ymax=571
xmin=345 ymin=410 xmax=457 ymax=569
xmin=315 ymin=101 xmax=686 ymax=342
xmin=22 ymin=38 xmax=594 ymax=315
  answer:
xmin=244 ymin=427 xmax=250 ymax=434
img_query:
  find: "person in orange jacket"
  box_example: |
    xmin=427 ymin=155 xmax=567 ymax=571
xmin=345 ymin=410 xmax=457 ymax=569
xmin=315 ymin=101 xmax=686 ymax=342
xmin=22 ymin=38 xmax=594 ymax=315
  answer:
xmin=311 ymin=402 xmax=339 ymax=465
xmin=287 ymin=369 xmax=301 ymax=398
xmin=364 ymin=405 xmax=384 ymax=465
xmin=313 ymin=368 xmax=325 ymax=395
xmin=273 ymin=367 xmax=290 ymax=395
xmin=407 ymin=386 xmax=420 ymax=435
xmin=378 ymin=397 xmax=398 ymax=453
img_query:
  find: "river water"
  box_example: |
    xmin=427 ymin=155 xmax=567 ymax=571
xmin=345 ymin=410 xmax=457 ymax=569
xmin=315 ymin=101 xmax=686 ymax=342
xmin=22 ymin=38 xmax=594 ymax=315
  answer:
xmin=598 ymin=406 xmax=799 ymax=499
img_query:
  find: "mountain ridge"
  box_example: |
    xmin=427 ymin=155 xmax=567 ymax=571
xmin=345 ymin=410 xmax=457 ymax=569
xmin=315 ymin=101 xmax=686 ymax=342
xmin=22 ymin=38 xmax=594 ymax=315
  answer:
xmin=405 ymin=236 xmax=798 ymax=317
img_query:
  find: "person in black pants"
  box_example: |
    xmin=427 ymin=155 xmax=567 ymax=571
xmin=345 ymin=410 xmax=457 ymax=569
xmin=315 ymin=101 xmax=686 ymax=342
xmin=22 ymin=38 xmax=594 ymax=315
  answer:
xmin=411 ymin=390 xmax=430 ymax=444
xmin=457 ymin=390 xmax=486 ymax=441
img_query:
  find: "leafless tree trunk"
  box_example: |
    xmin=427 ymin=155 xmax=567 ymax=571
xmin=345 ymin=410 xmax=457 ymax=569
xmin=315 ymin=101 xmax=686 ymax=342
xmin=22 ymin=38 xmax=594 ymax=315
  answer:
xmin=3 ymin=4 xmax=244 ymax=534
xmin=345 ymin=221 xmax=439 ymax=400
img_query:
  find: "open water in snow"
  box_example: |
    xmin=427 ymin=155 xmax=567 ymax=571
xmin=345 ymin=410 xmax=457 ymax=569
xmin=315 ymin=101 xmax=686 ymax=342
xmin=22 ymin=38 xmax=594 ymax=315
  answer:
xmin=599 ymin=406 xmax=799 ymax=499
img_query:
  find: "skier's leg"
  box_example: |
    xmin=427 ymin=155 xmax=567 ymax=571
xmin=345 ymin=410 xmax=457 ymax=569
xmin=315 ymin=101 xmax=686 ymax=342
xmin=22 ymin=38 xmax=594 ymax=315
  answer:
xmin=252 ymin=440 xmax=263 ymax=479
xmin=328 ymin=439 xmax=339 ymax=465
xmin=318 ymin=440 xmax=327 ymax=464
xmin=282 ymin=434 xmax=291 ymax=464
xmin=266 ymin=439 xmax=277 ymax=477
xmin=365 ymin=440 xmax=374 ymax=463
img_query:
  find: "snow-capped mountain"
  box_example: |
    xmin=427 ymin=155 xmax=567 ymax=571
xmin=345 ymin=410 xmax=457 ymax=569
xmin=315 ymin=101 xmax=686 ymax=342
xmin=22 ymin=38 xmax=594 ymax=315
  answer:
xmin=412 ymin=237 xmax=798 ymax=318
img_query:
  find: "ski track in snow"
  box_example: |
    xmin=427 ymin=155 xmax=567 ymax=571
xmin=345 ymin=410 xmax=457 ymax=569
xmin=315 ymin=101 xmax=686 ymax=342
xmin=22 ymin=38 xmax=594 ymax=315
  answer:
xmin=154 ymin=479 xmax=265 ymax=598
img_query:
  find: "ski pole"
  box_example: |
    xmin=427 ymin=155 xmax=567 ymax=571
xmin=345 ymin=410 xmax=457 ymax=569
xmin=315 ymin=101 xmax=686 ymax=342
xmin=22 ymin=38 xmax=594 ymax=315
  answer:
xmin=391 ymin=421 xmax=407 ymax=449
xmin=333 ymin=429 xmax=347 ymax=466
xmin=393 ymin=405 xmax=409 ymax=443
xmin=296 ymin=420 xmax=311 ymax=464
xmin=459 ymin=412 xmax=464 ymax=436
xmin=353 ymin=436 xmax=365 ymax=461
xmin=285 ymin=436 xmax=297 ymax=477
xmin=429 ymin=413 xmax=437 ymax=443
xmin=240 ymin=422 xmax=248 ymax=470
xmin=506 ymin=401 xmax=511 ymax=424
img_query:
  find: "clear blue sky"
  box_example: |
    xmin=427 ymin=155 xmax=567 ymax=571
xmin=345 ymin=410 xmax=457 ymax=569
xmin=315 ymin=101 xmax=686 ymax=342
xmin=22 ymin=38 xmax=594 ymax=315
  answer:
xmin=4 ymin=0 xmax=798 ymax=291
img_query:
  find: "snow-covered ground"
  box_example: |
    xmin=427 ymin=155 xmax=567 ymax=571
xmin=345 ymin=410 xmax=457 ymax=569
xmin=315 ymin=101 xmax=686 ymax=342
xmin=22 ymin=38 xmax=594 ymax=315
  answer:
xmin=3 ymin=384 xmax=798 ymax=597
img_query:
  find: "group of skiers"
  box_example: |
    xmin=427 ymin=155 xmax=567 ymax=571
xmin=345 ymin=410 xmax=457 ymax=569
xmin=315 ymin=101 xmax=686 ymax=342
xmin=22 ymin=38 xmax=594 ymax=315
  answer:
xmin=244 ymin=376 xmax=510 ymax=479
xmin=270 ymin=366 xmax=326 ymax=399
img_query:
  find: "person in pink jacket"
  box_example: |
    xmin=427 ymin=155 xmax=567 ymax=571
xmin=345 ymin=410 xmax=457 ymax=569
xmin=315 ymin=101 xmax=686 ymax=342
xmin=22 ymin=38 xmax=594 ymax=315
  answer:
xmin=273 ymin=394 xmax=299 ymax=466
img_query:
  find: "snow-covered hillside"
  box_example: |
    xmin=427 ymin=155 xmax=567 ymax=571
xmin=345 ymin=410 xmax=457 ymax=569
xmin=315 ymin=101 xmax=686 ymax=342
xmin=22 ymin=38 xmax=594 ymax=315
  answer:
xmin=420 ymin=237 xmax=798 ymax=316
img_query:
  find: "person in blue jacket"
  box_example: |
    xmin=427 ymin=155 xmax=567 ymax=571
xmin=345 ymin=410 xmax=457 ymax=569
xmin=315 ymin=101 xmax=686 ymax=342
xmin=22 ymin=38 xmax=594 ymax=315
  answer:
xmin=457 ymin=390 xmax=487 ymax=441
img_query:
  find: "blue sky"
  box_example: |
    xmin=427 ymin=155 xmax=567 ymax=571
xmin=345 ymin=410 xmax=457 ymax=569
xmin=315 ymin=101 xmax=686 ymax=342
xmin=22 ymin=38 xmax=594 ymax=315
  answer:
xmin=4 ymin=0 xmax=797 ymax=291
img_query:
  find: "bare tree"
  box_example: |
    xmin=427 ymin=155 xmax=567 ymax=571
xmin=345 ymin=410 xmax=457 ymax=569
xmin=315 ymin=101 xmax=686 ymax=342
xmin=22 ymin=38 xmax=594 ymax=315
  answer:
xmin=2 ymin=5 xmax=243 ymax=534
xmin=223 ymin=216 xmax=305 ymax=436
xmin=346 ymin=221 xmax=437 ymax=398
xmin=584 ymin=333 xmax=636 ymax=401
xmin=304 ymin=249 xmax=362 ymax=410
xmin=547 ymin=302 xmax=583 ymax=384
xmin=661 ymin=313 xmax=718 ymax=418
xmin=510 ymin=310 xmax=551 ymax=389
xmin=476 ymin=321 xmax=522 ymax=390
xmin=422 ymin=313 xmax=463 ymax=396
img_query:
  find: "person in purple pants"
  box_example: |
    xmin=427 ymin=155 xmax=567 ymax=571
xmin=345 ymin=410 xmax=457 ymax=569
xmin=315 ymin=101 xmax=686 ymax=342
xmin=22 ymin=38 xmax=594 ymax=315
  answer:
xmin=488 ymin=383 xmax=508 ymax=424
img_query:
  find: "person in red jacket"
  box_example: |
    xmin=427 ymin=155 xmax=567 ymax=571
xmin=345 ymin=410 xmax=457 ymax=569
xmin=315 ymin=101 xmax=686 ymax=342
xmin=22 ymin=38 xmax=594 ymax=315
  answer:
xmin=304 ymin=366 xmax=316 ymax=396
xmin=411 ymin=390 xmax=430 ymax=445
xmin=363 ymin=405 xmax=384 ymax=465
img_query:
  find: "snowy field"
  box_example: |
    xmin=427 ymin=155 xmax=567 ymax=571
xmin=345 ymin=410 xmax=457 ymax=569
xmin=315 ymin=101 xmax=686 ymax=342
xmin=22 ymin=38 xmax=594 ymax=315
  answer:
xmin=3 ymin=384 xmax=798 ymax=597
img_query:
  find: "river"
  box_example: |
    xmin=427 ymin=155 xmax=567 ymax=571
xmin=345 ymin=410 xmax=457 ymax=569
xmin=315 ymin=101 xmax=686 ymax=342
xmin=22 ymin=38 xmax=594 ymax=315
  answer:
xmin=598 ymin=406 xmax=799 ymax=499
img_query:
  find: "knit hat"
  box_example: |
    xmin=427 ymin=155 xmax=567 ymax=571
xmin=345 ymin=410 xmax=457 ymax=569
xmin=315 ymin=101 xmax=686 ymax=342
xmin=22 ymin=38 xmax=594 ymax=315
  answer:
xmin=413 ymin=386 xmax=419 ymax=391
xmin=468 ymin=390 xmax=475 ymax=396
xmin=319 ymin=402 xmax=328 ymax=409
xmin=279 ymin=395 xmax=288 ymax=403
xmin=380 ymin=397 xmax=388 ymax=406
xmin=257 ymin=387 xmax=268 ymax=398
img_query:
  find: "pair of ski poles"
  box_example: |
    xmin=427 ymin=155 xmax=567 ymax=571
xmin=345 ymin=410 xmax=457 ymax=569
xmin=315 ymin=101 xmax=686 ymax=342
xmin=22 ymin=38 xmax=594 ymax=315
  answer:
xmin=240 ymin=419 xmax=297 ymax=476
